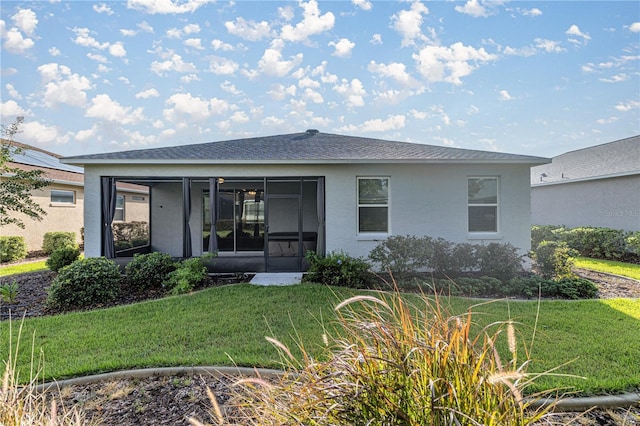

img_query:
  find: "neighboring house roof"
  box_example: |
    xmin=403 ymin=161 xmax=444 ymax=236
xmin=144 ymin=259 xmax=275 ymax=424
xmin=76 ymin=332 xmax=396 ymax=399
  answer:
xmin=531 ymin=135 xmax=640 ymax=186
xmin=62 ymin=131 xmax=550 ymax=166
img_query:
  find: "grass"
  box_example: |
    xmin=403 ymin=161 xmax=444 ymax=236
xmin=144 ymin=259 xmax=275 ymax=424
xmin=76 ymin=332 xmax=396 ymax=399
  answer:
xmin=573 ymin=256 xmax=640 ymax=281
xmin=0 ymin=260 xmax=48 ymax=277
xmin=1 ymin=284 xmax=639 ymax=397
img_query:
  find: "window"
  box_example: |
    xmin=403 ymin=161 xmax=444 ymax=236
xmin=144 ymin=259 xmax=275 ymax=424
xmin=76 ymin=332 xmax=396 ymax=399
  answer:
xmin=131 ymin=195 xmax=145 ymax=201
xmin=50 ymin=189 xmax=75 ymax=204
xmin=468 ymin=177 xmax=498 ymax=233
xmin=358 ymin=177 xmax=389 ymax=234
xmin=114 ymin=195 xmax=125 ymax=221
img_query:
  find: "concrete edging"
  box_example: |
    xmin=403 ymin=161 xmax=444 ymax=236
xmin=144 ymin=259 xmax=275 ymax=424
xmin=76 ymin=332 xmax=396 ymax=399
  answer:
xmin=36 ymin=366 xmax=639 ymax=412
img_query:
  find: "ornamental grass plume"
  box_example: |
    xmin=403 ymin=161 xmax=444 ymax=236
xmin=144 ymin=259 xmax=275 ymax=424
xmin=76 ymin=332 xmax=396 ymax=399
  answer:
xmin=196 ymin=285 xmax=558 ymax=426
xmin=0 ymin=317 xmax=92 ymax=426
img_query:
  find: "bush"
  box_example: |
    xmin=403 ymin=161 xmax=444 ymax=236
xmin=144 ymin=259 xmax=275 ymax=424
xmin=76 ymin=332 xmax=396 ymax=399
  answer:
xmin=531 ymin=225 xmax=565 ymax=250
xmin=125 ymin=252 xmax=175 ymax=292
xmin=164 ymin=257 xmax=207 ymax=295
xmin=368 ymin=235 xmax=430 ymax=277
xmin=221 ymin=292 xmax=552 ymax=425
xmin=0 ymin=236 xmax=27 ymax=263
xmin=562 ymin=227 xmax=628 ymax=259
xmin=476 ymin=242 xmax=524 ymax=282
xmin=42 ymin=232 xmax=77 ymax=255
xmin=112 ymin=221 xmax=149 ymax=248
xmin=46 ymin=257 xmax=121 ymax=311
xmin=0 ymin=280 xmax=19 ymax=303
xmin=531 ymin=241 xmax=577 ymax=280
xmin=46 ymin=246 xmax=81 ymax=272
xmin=304 ymin=250 xmax=374 ymax=288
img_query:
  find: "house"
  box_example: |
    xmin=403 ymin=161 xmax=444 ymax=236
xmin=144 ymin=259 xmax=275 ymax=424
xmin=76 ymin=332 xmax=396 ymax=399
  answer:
xmin=1 ymin=140 xmax=149 ymax=252
xmin=62 ymin=130 xmax=550 ymax=272
xmin=531 ymin=135 xmax=640 ymax=232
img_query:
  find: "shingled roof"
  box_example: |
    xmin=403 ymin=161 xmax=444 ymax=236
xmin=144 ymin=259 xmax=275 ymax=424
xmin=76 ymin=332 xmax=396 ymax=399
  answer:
xmin=531 ymin=135 xmax=640 ymax=186
xmin=62 ymin=131 xmax=549 ymax=165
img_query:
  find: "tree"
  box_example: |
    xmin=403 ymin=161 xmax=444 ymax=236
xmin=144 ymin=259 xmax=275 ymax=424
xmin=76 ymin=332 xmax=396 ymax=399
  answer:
xmin=1 ymin=117 xmax=50 ymax=228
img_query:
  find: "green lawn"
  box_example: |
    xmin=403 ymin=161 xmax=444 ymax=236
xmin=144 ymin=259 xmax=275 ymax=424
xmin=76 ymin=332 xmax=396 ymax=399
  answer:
xmin=1 ymin=284 xmax=639 ymax=396
xmin=0 ymin=260 xmax=48 ymax=277
xmin=573 ymin=257 xmax=640 ymax=281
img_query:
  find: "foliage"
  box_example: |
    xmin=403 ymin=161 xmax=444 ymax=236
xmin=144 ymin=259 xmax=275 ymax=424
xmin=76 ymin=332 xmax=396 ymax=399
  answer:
xmin=531 ymin=225 xmax=565 ymax=249
xmin=531 ymin=241 xmax=577 ymax=280
xmin=164 ymin=257 xmax=208 ymax=295
xmin=0 ymin=280 xmax=19 ymax=303
xmin=46 ymin=246 xmax=81 ymax=272
xmin=504 ymin=276 xmax=598 ymax=300
xmin=223 ymin=292 xmax=551 ymax=425
xmin=112 ymin=221 xmax=149 ymax=248
xmin=0 ymin=236 xmax=27 ymax=263
xmin=369 ymin=235 xmax=524 ymax=282
xmin=304 ymin=250 xmax=374 ymax=288
xmin=46 ymin=257 xmax=121 ymax=311
xmin=42 ymin=231 xmax=77 ymax=255
xmin=0 ymin=117 xmax=50 ymax=229
xmin=125 ymin=251 xmax=175 ymax=292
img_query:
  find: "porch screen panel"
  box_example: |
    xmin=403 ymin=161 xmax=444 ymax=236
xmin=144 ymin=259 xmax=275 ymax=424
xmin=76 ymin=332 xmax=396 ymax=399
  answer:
xmin=183 ymin=178 xmax=192 ymax=258
xmin=101 ymin=177 xmax=117 ymax=258
xmin=316 ymin=177 xmax=325 ymax=256
xmin=208 ymin=178 xmax=218 ymax=253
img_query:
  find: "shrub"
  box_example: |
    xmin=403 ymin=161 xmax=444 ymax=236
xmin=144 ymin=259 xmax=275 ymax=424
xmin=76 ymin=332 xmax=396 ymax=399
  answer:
xmin=303 ymin=250 xmax=374 ymax=288
xmin=42 ymin=231 xmax=77 ymax=255
xmin=531 ymin=241 xmax=577 ymax=280
xmin=531 ymin=225 xmax=565 ymax=250
xmin=220 ymin=292 xmax=552 ymax=425
xmin=0 ymin=236 xmax=27 ymax=263
xmin=46 ymin=246 xmax=81 ymax=272
xmin=505 ymin=276 xmax=598 ymax=300
xmin=562 ymin=227 xmax=628 ymax=259
xmin=627 ymin=232 xmax=640 ymax=255
xmin=164 ymin=257 xmax=207 ymax=295
xmin=368 ymin=235 xmax=430 ymax=277
xmin=554 ymin=277 xmax=599 ymax=299
xmin=125 ymin=252 xmax=175 ymax=292
xmin=477 ymin=242 xmax=524 ymax=282
xmin=0 ymin=280 xmax=19 ymax=303
xmin=47 ymin=257 xmax=121 ymax=311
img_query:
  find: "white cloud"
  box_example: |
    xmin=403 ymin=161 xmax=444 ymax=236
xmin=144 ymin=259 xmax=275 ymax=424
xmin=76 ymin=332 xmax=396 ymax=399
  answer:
xmin=5 ymin=83 xmax=21 ymax=99
xmin=163 ymin=93 xmax=229 ymax=125
xmin=522 ymin=8 xmax=542 ymax=17
xmin=370 ymin=33 xmax=383 ymax=45
xmin=499 ymin=90 xmax=512 ymax=101
xmin=413 ymin=42 xmax=497 ymax=85
xmin=341 ymin=114 xmax=406 ymax=132
xmin=166 ymin=28 xmax=182 ymax=39
xmin=302 ymin=88 xmax=324 ymax=104
xmin=629 ymin=22 xmax=640 ymax=32
xmin=2 ymin=27 xmax=35 ymax=54
xmin=21 ymin=121 xmax=68 ymax=145
xmin=48 ymin=47 xmax=61 ymax=56
xmin=352 ymin=0 xmax=372 ymax=11
xmin=212 ymin=39 xmax=234 ymax=51
xmin=596 ymin=116 xmax=618 ymax=125
xmin=329 ymin=38 xmax=355 ymax=58
xmin=502 ymin=45 xmax=537 ymax=57
xmin=12 ymin=8 xmax=38 ymax=36
xmin=184 ymin=24 xmax=200 ymax=34
xmin=37 ymin=63 xmax=92 ymax=108
xmin=126 ymin=0 xmax=215 ymax=14
xmin=209 ymin=56 xmax=239 ymax=75
xmin=368 ymin=61 xmax=420 ymax=88
xmin=93 ymin=4 xmax=114 ymax=15
xmin=280 ymin=0 xmax=335 ymax=42
xmin=261 ymin=116 xmax=286 ymax=127
xmin=121 ymin=29 xmax=137 ymax=37
xmin=0 ymin=99 xmax=29 ymax=116
xmin=615 ymin=100 xmax=640 ymax=112
xmin=109 ymin=42 xmax=127 ymax=57
xmin=220 ymin=80 xmax=242 ymax=95
xmin=135 ymin=88 xmax=160 ymax=99
xmin=86 ymin=94 xmax=144 ymax=124
xmin=180 ymin=73 xmax=200 ymax=83
xmin=534 ymin=38 xmax=565 ymax=53
xmin=230 ymin=110 xmax=250 ymax=123
xmin=225 ymin=17 xmax=272 ymax=41
xmin=599 ymin=74 xmax=628 ymax=83
xmin=455 ymin=0 xmax=487 ymax=18
xmin=566 ymin=24 xmax=591 ymax=44
xmin=71 ymin=27 xmax=108 ymax=49
xmin=139 ymin=21 xmax=154 ymax=33
xmin=184 ymin=38 xmax=204 ymax=49
xmin=257 ymin=40 xmax=303 ymax=77
xmin=391 ymin=1 xmax=429 ymax=46
xmin=333 ymin=78 xmax=366 ymax=107
xmin=150 ymin=53 xmax=197 ymax=75
xmin=268 ymin=83 xmax=297 ymax=100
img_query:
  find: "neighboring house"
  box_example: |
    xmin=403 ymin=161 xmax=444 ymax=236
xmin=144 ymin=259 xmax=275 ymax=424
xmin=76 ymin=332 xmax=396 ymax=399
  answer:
xmin=1 ymin=140 xmax=149 ymax=252
xmin=62 ymin=130 xmax=550 ymax=272
xmin=531 ymin=135 xmax=640 ymax=232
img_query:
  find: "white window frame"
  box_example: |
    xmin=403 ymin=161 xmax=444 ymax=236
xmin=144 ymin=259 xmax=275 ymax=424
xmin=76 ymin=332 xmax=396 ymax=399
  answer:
xmin=50 ymin=189 xmax=75 ymax=205
xmin=357 ymin=176 xmax=390 ymax=237
xmin=114 ymin=194 xmax=125 ymax=222
xmin=467 ymin=177 xmax=499 ymax=234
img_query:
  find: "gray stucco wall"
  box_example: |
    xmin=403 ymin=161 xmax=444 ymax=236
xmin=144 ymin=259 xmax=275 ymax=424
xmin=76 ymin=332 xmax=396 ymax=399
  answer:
xmin=531 ymin=175 xmax=640 ymax=232
xmin=83 ymin=162 xmax=534 ymax=261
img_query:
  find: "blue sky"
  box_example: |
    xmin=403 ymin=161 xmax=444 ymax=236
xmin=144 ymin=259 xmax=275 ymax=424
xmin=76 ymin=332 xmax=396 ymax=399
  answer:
xmin=1 ymin=0 xmax=638 ymax=158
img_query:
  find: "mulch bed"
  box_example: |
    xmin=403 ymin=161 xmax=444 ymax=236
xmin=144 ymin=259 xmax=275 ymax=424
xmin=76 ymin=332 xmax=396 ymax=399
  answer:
xmin=1 ymin=267 xmax=639 ymax=425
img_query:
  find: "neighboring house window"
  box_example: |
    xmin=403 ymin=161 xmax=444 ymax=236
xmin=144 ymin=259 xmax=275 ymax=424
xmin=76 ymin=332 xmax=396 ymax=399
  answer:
xmin=358 ymin=177 xmax=389 ymax=234
xmin=468 ymin=177 xmax=498 ymax=233
xmin=131 ymin=195 xmax=146 ymax=201
xmin=114 ymin=195 xmax=125 ymax=221
xmin=50 ymin=189 xmax=75 ymax=204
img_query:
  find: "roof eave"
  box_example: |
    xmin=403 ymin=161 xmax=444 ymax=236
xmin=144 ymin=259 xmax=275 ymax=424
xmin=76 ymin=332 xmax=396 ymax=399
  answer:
xmin=531 ymin=170 xmax=640 ymax=187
